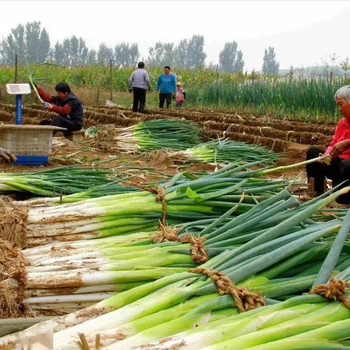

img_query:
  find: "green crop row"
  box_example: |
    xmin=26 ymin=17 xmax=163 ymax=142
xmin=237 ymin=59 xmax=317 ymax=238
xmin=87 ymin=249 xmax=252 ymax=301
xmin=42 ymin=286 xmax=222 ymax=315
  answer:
xmin=0 ymin=64 xmax=349 ymax=121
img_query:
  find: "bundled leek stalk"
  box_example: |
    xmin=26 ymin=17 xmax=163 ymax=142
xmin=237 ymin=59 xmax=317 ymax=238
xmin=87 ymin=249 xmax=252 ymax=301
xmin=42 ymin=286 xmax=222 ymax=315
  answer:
xmin=17 ymin=161 xmax=288 ymax=247
xmin=175 ymin=139 xmax=277 ymax=165
xmin=0 ymin=166 xmax=114 ymax=196
xmin=6 ymin=187 xmax=298 ymax=316
xmin=3 ymin=186 xmax=350 ymax=349
xmin=85 ymin=119 xmax=204 ymax=153
xmin=0 ymin=185 xmax=330 ymax=316
xmin=138 ymin=212 xmax=350 ymax=350
xmin=23 ymin=182 xmax=139 ymax=206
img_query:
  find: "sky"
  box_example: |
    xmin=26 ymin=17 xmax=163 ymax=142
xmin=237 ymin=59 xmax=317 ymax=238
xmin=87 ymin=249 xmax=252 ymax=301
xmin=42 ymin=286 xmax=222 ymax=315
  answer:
xmin=0 ymin=1 xmax=349 ymax=71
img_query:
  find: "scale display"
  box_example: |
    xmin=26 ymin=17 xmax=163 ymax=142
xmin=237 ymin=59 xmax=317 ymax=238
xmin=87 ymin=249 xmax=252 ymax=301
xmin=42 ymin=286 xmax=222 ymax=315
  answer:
xmin=6 ymin=83 xmax=31 ymax=95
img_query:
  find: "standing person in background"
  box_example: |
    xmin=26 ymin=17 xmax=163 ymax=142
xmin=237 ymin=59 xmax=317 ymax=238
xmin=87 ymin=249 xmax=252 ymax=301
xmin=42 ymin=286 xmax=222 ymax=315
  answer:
xmin=156 ymin=66 xmax=176 ymax=108
xmin=128 ymin=62 xmax=151 ymax=113
xmin=175 ymin=82 xmax=186 ymax=108
xmin=34 ymin=82 xmax=84 ymax=136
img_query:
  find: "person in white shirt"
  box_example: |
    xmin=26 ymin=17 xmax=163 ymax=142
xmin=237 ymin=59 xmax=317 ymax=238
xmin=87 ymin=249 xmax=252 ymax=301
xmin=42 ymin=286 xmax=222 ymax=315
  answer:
xmin=128 ymin=62 xmax=151 ymax=113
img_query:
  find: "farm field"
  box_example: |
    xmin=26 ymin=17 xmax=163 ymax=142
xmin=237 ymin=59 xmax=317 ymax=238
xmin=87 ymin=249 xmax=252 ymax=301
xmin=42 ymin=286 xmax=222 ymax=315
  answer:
xmin=0 ymin=64 xmax=348 ymax=121
xmin=0 ymin=101 xmax=336 ymax=195
xmin=2 ymin=100 xmax=350 ymax=350
xmin=2 ymin=2 xmax=350 ymax=348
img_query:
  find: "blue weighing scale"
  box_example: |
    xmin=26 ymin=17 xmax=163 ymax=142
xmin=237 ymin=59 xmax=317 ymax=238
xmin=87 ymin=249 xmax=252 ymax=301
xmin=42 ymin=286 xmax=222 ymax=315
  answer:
xmin=6 ymin=83 xmax=31 ymax=125
xmin=4 ymin=83 xmax=53 ymax=165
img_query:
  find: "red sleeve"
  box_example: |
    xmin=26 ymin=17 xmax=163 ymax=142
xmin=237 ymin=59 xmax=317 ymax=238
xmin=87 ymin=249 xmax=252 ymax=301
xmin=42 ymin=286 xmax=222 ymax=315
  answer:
xmin=326 ymin=122 xmax=342 ymax=154
xmin=37 ymin=87 xmax=54 ymax=103
xmin=50 ymin=104 xmax=72 ymax=116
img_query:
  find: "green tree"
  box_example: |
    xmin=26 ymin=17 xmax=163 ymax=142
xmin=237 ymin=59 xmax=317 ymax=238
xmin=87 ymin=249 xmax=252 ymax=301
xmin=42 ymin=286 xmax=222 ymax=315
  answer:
xmin=219 ymin=42 xmax=244 ymax=73
xmin=114 ymin=43 xmax=140 ymax=67
xmin=52 ymin=42 xmax=64 ymax=64
xmin=262 ymin=47 xmax=280 ymax=75
xmin=174 ymin=39 xmax=188 ymax=68
xmin=25 ymin=22 xmax=42 ymax=63
xmin=0 ymin=22 xmax=50 ymax=65
xmin=97 ymin=43 xmax=114 ymax=65
xmin=147 ymin=42 xmax=175 ymax=67
xmin=53 ymin=36 xmax=89 ymax=66
xmin=341 ymin=57 xmax=350 ymax=78
xmin=186 ymin=35 xmax=206 ymax=68
xmin=70 ymin=36 xmax=89 ymax=65
xmin=233 ymin=50 xmax=244 ymax=73
xmin=38 ymin=29 xmax=50 ymax=63
xmin=87 ymin=49 xmax=97 ymax=65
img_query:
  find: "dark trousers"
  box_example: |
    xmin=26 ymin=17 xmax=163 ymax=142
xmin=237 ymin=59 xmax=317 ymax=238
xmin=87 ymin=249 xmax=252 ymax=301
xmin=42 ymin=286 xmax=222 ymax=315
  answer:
xmin=306 ymin=146 xmax=350 ymax=204
xmin=159 ymin=93 xmax=172 ymax=108
xmin=133 ymin=87 xmax=147 ymax=113
xmin=175 ymin=101 xmax=184 ymax=108
xmin=40 ymin=116 xmax=82 ymax=136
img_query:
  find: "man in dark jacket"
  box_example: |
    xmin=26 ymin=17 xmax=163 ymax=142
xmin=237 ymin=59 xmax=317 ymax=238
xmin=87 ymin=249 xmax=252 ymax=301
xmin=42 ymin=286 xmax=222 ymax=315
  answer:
xmin=36 ymin=82 xmax=84 ymax=136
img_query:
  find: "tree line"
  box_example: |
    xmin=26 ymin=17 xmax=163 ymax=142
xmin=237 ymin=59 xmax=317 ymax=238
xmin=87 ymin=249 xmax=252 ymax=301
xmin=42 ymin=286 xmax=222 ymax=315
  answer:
xmin=0 ymin=21 xmax=280 ymax=75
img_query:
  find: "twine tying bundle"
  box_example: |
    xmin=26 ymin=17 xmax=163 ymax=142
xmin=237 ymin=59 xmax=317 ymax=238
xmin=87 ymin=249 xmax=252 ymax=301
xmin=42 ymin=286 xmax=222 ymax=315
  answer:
xmin=129 ymin=184 xmax=168 ymax=226
xmin=190 ymin=267 xmax=266 ymax=313
xmin=152 ymin=224 xmax=209 ymax=264
xmin=0 ymin=238 xmax=29 ymax=317
xmin=0 ymin=196 xmax=28 ymax=248
xmin=310 ymin=278 xmax=350 ymax=309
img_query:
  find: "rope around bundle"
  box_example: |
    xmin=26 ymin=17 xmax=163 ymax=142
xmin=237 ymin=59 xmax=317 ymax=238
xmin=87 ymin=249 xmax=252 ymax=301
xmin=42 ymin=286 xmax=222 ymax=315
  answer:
xmin=0 ymin=238 xmax=29 ymax=317
xmin=310 ymin=278 xmax=350 ymax=309
xmin=189 ymin=267 xmax=266 ymax=313
xmin=128 ymin=184 xmax=168 ymax=225
xmin=152 ymin=224 xmax=209 ymax=264
xmin=0 ymin=196 xmax=28 ymax=248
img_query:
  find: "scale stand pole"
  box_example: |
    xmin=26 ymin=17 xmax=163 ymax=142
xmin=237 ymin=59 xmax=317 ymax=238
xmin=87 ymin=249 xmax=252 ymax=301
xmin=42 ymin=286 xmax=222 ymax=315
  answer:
xmin=15 ymin=94 xmax=22 ymax=125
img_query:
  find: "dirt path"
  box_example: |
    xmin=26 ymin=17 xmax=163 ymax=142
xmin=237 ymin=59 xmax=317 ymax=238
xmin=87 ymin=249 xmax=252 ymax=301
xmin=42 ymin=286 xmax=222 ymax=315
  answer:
xmin=0 ymin=103 xmax=331 ymax=192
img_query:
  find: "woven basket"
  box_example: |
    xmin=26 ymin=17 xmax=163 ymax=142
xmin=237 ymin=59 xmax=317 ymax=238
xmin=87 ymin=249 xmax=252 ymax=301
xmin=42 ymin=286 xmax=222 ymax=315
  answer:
xmin=0 ymin=125 xmax=65 ymax=156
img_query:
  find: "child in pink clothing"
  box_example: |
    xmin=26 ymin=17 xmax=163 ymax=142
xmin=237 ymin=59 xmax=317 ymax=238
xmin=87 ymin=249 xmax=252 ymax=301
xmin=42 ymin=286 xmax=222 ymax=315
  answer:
xmin=175 ymin=82 xmax=186 ymax=108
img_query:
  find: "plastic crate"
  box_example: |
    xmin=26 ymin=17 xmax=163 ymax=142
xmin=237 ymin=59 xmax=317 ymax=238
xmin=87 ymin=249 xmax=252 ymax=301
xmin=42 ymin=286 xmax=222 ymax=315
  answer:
xmin=0 ymin=125 xmax=65 ymax=165
xmin=13 ymin=155 xmax=49 ymax=165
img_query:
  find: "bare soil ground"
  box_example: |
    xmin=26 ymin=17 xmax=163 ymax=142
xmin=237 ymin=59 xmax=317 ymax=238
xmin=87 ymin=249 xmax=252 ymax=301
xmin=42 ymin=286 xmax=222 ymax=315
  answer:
xmin=0 ymin=103 xmax=334 ymax=194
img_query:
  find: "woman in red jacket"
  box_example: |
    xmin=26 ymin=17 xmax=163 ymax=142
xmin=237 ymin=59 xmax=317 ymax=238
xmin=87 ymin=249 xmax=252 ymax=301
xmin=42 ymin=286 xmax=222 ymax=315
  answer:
xmin=306 ymin=85 xmax=350 ymax=204
xmin=36 ymin=82 xmax=84 ymax=136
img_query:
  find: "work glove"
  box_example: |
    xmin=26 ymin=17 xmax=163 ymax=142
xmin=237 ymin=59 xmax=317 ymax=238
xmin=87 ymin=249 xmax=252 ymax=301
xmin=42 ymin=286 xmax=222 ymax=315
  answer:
xmin=43 ymin=102 xmax=52 ymax=109
xmin=0 ymin=147 xmax=17 ymax=163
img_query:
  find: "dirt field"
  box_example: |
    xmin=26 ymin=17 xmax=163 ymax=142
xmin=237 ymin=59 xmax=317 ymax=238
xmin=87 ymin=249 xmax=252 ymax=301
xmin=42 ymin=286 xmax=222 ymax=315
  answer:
xmin=0 ymin=103 xmax=336 ymax=188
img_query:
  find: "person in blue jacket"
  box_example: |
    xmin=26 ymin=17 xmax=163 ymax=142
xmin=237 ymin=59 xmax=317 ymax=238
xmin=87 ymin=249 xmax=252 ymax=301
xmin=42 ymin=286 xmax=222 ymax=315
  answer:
xmin=156 ymin=66 xmax=177 ymax=108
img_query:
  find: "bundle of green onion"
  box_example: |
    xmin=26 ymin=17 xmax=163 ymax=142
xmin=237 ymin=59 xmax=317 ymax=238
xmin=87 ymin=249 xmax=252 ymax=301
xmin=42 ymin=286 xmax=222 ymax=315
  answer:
xmin=24 ymin=182 xmax=139 ymax=206
xmin=177 ymin=139 xmax=277 ymax=165
xmin=22 ymin=162 xmax=287 ymax=247
xmin=85 ymin=119 xmax=204 ymax=153
xmin=0 ymin=166 xmax=114 ymax=196
xmin=3 ymin=185 xmax=350 ymax=349
xmin=17 ymin=190 xmax=348 ymax=318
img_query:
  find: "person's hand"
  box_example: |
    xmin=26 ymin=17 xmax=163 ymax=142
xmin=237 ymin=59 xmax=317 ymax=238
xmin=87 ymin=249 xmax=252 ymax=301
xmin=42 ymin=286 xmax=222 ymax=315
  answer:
xmin=155 ymin=90 xmax=159 ymax=94
xmin=172 ymin=93 xmax=176 ymax=97
xmin=43 ymin=102 xmax=52 ymax=109
xmin=331 ymin=140 xmax=350 ymax=157
xmin=0 ymin=147 xmax=17 ymax=163
xmin=128 ymin=89 xmax=132 ymax=93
